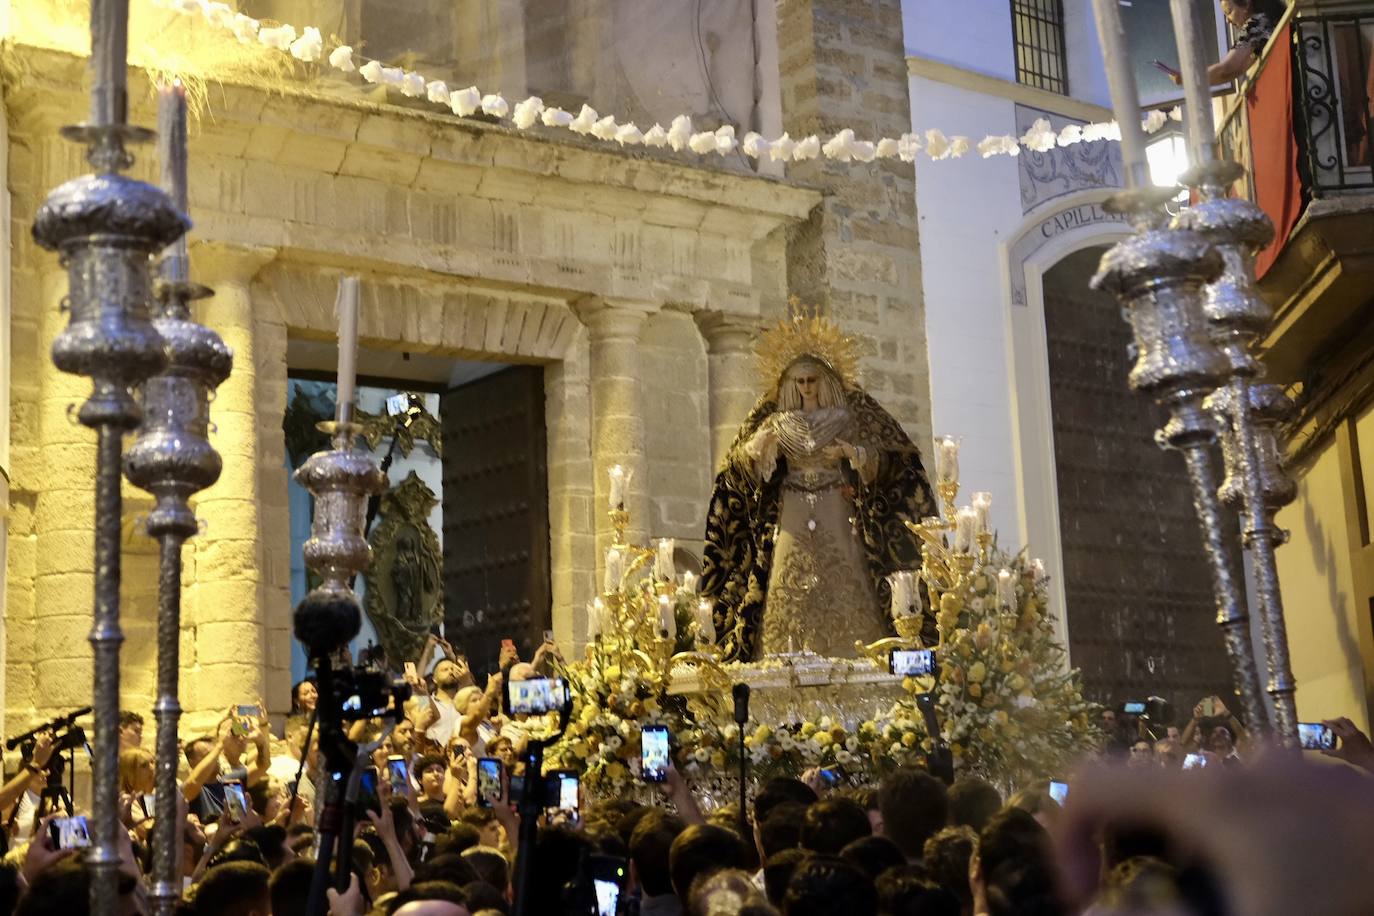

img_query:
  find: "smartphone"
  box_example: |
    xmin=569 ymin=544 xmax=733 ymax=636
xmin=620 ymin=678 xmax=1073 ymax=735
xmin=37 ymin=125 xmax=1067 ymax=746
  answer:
xmin=403 ymin=662 xmax=418 ymax=680
xmin=509 ymin=774 xmax=526 ymax=802
xmin=50 ymin=815 xmax=90 ymax=850
xmin=1120 ymin=701 xmax=1147 ymax=716
xmin=591 ymin=855 xmax=627 ymax=916
xmin=477 ymin=757 xmax=503 ymax=808
xmin=819 ymin=768 xmax=841 ymax=788
xmin=1183 ymin=753 xmax=1209 ymax=770
xmin=386 ymin=755 xmax=410 ymax=794
xmin=1298 ymin=722 xmax=1337 ymax=751
xmin=1048 ymin=780 xmax=1069 ymax=806
xmin=357 ymin=767 xmax=382 ymax=816
xmin=236 ymin=704 xmax=261 ymax=720
xmin=641 ymin=725 xmax=670 ymax=783
xmin=507 ymin=677 xmax=570 ymax=716
xmin=222 ymin=781 xmax=249 ymax=824
xmin=1202 ymin=696 xmax=1216 ymax=718
xmin=547 ymin=770 xmax=579 ymax=813
xmin=890 ymin=649 xmax=937 ymax=677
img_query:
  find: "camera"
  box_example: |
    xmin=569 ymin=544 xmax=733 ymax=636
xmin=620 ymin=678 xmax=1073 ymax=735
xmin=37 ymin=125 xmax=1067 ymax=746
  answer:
xmin=890 ymin=648 xmax=938 ymax=677
xmin=337 ymin=668 xmax=411 ymax=721
xmin=505 ymin=677 xmax=571 ymax=717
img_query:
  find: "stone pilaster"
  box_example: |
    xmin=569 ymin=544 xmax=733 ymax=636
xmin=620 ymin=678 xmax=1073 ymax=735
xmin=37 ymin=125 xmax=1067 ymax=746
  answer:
xmin=576 ymin=298 xmax=655 ymax=557
xmin=185 ymin=243 xmax=276 ymax=727
xmin=696 ymin=312 xmax=761 ymax=471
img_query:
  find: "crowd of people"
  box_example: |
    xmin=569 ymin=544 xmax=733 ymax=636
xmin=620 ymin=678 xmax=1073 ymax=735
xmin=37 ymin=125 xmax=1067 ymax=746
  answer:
xmin=1 ymin=640 xmax=1374 ymax=916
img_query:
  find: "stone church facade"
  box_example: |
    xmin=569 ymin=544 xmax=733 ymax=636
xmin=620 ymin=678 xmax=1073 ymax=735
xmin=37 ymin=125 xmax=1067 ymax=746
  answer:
xmin=0 ymin=0 xmax=928 ymax=733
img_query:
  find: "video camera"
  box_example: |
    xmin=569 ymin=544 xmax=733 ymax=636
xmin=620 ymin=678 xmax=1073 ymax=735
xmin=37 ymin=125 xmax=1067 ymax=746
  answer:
xmin=6 ymin=706 xmax=91 ymax=764
xmin=335 ymin=667 xmax=410 ymax=722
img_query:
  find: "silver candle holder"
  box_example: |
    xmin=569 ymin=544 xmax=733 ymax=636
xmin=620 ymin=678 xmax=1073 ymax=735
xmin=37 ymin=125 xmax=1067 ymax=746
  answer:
xmin=1091 ymin=188 xmax=1270 ymax=735
xmin=1176 ymin=159 xmax=1300 ymax=746
xmin=31 ymin=4 xmax=186 ymax=908
xmin=122 ymin=88 xmax=233 ymax=916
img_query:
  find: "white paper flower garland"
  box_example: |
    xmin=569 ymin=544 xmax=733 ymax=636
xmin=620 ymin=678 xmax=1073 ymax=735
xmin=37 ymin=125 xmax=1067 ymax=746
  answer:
xmin=153 ymin=0 xmax=1179 ymax=164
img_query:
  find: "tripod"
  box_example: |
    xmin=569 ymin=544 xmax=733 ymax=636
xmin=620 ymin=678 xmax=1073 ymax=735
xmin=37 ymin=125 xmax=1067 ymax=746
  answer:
xmin=36 ymin=753 xmax=76 ymax=819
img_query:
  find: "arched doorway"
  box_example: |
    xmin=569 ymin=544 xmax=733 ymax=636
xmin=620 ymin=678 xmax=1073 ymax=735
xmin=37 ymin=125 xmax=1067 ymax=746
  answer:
xmin=1040 ymin=247 xmax=1236 ymax=717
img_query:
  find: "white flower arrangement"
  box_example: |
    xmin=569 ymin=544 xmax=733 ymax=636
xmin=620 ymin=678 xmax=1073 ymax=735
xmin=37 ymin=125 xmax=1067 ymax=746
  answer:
xmin=328 ymin=45 xmax=355 ymax=72
xmin=400 ymin=72 xmax=426 ymax=98
xmin=288 ymin=26 xmax=322 ymax=62
xmin=449 ymin=87 xmax=482 ymax=117
xmin=614 ymin=123 xmax=644 ymax=146
xmin=924 ymin=128 xmax=949 ymax=160
xmin=793 ymin=135 xmax=821 ymax=160
xmin=591 ymin=116 xmax=620 ymax=141
xmin=977 ymin=135 xmax=1020 ymax=158
xmin=642 ymin=123 xmax=669 ymax=147
xmin=667 ymin=115 xmax=694 ymax=151
xmin=769 ymin=133 xmax=796 ymax=162
xmin=480 ymin=94 xmax=510 ymax=118
xmin=542 ymin=107 xmax=574 ymax=128
xmin=257 ymin=23 xmax=295 ymax=51
xmin=569 ymin=104 xmax=599 ymax=135
xmin=426 ymin=81 xmax=452 ymax=106
xmin=511 ymin=96 xmax=543 ymax=129
xmin=230 ymin=12 xmax=259 ymax=43
xmin=1020 ymin=118 xmax=1058 ymax=153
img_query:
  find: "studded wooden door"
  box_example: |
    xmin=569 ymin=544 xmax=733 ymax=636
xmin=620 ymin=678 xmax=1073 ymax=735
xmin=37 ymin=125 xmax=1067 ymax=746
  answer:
xmin=1043 ymin=247 xmax=1238 ymax=720
xmin=440 ymin=366 xmax=551 ymax=679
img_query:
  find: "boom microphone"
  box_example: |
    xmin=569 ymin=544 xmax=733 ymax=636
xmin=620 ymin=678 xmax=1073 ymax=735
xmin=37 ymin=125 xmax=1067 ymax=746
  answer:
xmin=732 ymin=683 xmax=750 ymax=725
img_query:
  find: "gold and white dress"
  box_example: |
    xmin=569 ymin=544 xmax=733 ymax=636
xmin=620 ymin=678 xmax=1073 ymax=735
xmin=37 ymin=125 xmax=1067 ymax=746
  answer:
xmin=744 ymin=407 xmax=887 ymax=656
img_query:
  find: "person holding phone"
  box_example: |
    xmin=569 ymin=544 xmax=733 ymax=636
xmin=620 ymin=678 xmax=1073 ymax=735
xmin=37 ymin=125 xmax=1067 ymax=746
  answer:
xmin=1180 ymin=695 xmax=1248 ymax=757
xmin=443 ymin=738 xmax=479 ymax=819
xmin=1157 ymin=0 xmax=1283 ymax=87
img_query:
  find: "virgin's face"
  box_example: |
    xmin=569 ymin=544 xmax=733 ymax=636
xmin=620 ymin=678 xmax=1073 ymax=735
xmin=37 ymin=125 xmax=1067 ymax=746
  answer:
xmin=791 ymin=369 xmax=821 ymax=405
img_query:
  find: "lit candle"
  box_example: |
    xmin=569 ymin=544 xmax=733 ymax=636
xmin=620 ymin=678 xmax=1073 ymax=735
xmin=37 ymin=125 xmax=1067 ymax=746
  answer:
xmin=1031 ymin=558 xmax=1047 ymax=585
xmin=656 ymin=538 xmax=676 ymax=581
xmin=888 ymin=571 xmax=914 ymax=618
xmin=658 ymin=594 xmax=676 ymax=639
xmin=607 ymin=465 xmax=630 ymax=509
xmin=679 ymin=571 xmax=698 ymax=596
xmin=604 ymin=547 xmax=623 ymax=594
xmin=935 ymin=436 xmax=960 ymax=485
xmin=91 ymin=0 xmax=130 ymax=127
xmin=593 ymin=597 xmax=608 ymax=635
xmin=156 ymin=81 xmax=189 ymax=282
xmin=971 ymin=491 xmax=992 ymax=536
xmin=696 ymin=598 xmax=715 ymax=642
xmin=997 ymin=568 xmax=1017 ymax=609
xmin=1090 ymin=0 xmax=1150 ymax=187
xmin=334 ymin=276 xmax=360 ymax=425
xmin=1169 ymin=0 xmax=1218 ymax=166
xmin=585 ymin=600 xmax=601 ymax=640
xmin=953 ymin=506 xmax=978 ymax=554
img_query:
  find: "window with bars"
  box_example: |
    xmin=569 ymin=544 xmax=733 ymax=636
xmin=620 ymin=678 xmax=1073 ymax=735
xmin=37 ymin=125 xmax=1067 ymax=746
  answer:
xmin=1011 ymin=0 xmax=1069 ymax=95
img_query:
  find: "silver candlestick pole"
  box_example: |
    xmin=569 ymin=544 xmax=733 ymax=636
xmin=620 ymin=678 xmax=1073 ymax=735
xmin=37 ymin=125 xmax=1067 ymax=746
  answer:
xmin=1169 ymin=0 xmax=1299 ymax=745
xmin=31 ymin=2 xmax=186 ymax=911
xmin=124 ymin=83 xmax=234 ymax=916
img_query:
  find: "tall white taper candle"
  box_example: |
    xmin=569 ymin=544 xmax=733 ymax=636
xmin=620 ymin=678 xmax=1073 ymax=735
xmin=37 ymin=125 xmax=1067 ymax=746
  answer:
xmin=1168 ymin=0 xmax=1218 ymax=166
xmin=335 ymin=277 xmax=360 ymax=424
xmin=1090 ymin=0 xmax=1150 ymax=188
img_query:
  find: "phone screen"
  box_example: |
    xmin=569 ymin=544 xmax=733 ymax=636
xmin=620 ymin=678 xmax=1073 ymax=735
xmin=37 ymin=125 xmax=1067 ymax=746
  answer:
xmin=508 ymin=677 xmax=568 ymax=715
xmin=1048 ymin=780 xmax=1069 ymax=805
xmin=387 ymin=757 xmax=410 ymax=793
xmin=556 ymin=772 xmax=579 ymax=811
xmin=509 ymin=774 xmax=526 ymax=802
xmin=890 ymin=649 xmax=936 ymax=677
xmin=641 ymin=726 xmax=670 ymax=783
xmin=236 ymin=705 xmax=260 ymax=719
xmin=358 ymin=767 xmax=381 ymax=815
xmin=1183 ymin=753 xmax=1208 ymax=770
xmin=222 ymin=781 xmax=248 ymax=824
xmin=50 ymin=815 xmax=90 ymax=850
xmin=1298 ymin=722 xmax=1337 ymax=751
xmin=1121 ymin=701 xmax=1147 ymax=715
xmin=477 ymin=757 xmax=503 ymax=807
xmin=594 ymin=879 xmax=620 ymax=916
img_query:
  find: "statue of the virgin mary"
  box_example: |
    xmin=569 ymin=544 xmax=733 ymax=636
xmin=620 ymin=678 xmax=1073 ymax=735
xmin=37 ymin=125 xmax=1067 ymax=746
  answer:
xmin=700 ymin=313 xmax=938 ymax=661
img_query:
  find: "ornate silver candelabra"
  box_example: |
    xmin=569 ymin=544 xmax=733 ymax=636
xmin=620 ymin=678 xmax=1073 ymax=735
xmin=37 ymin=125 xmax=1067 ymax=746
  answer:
xmin=123 ymin=88 xmax=233 ymax=915
xmin=1091 ymin=189 xmax=1270 ymax=736
xmin=1176 ymin=159 xmax=1300 ymax=745
xmin=31 ymin=3 xmax=186 ymax=910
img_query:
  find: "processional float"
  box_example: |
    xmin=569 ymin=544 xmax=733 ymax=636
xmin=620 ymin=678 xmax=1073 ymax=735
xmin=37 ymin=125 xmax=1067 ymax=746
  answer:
xmin=1088 ymin=0 xmax=1299 ymax=745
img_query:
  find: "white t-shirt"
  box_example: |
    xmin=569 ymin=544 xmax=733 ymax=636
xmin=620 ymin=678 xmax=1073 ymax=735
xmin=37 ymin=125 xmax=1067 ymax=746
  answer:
xmin=423 ymin=696 xmax=460 ymax=747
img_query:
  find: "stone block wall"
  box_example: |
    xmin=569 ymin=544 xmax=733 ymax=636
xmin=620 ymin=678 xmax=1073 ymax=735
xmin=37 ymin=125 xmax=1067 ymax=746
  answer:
xmin=776 ymin=0 xmax=933 ymax=449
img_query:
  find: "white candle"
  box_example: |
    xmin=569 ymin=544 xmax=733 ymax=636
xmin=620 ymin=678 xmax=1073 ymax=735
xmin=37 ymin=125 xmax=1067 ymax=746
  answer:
xmin=953 ymin=506 xmax=978 ymax=554
xmin=656 ymin=538 xmax=676 ymax=581
xmin=1090 ymin=0 xmax=1150 ymax=188
xmin=658 ymin=594 xmax=676 ymax=639
xmin=1169 ymin=0 xmax=1217 ymax=166
xmin=696 ymin=598 xmax=715 ymax=642
xmin=1031 ymin=558 xmax=1047 ymax=585
xmin=888 ymin=571 xmax=914 ymax=618
xmin=997 ymin=568 xmax=1017 ymax=609
xmin=593 ymin=597 xmax=609 ymax=635
xmin=971 ymin=491 xmax=992 ymax=536
xmin=604 ymin=547 xmax=623 ymax=594
xmin=935 ymin=436 xmax=960 ymax=485
xmin=608 ymin=465 xmax=631 ymax=509
xmin=334 ymin=276 xmax=360 ymax=424
xmin=679 ymin=571 xmax=698 ymax=596
xmin=585 ymin=600 xmax=601 ymax=640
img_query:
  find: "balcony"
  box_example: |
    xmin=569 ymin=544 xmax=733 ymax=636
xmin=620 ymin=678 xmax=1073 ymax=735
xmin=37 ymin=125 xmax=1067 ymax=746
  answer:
xmin=1216 ymin=3 xmax=1374 ymax=443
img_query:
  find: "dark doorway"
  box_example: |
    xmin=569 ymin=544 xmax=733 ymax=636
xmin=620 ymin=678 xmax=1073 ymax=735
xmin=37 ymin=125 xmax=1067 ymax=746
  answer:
xmin=440 ymin=366 xmax=552 ymax=678
xmin=1043 ymin=246 xmax=1237 ymax=721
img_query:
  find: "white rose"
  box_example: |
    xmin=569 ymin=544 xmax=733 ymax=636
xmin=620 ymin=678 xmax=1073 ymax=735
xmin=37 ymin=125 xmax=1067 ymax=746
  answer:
xmin=289 ymin=26 xmax=323 ymax=62
xmin=666 ymin=114 xmax=693 ymax=151
xmin=327 ymin=45 xmax=355 ymax=72
xmin=687 ymin=131 xmax=717 ymax=155
xmin=591 ymin=116 xmax=619 ymax=140
xmin=359 ymin=60 xmax=384 ymax=84
xmin=642 ymin=124 xmax=668 ymax=147
xmin=569 ymin=104 xmax=598 ymax=134
xmin=615 ymin=124 xmax=644 ymax=146
xmin=875 ymin=137 xmax=899 ymax=158
xmin=426 ymin=80 xmax=451 ymax=106
xmin=769 ymin=132 xmax=796 ymax=162
xmin=542 ymin=107 xmax=574 ymax=128
xmin=400 ymin=72 xmax=426 ymax=97
xmin=512 ymin=96 xmax=544 ymax=129
xmin=481 ymin=94 xmax=510 ymax=118
xmin=450 ymin=87 xmax=482 ymax=116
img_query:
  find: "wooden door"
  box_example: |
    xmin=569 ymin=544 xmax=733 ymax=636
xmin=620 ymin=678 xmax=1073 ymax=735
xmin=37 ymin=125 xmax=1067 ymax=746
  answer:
xmin=1043 ymin=247 xmax=1238 ymax=720
xmin=440 ymin=366 xmax=551 ymax=678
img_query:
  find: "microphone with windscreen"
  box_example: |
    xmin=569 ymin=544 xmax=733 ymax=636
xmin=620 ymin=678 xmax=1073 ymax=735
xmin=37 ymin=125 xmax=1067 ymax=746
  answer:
xmin=732 ymin=683 xmax=750 ymax=725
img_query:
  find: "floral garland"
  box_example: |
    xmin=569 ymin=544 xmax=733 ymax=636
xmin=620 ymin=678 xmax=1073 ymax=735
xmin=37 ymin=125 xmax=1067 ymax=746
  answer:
xmin=150 ymin=0 xmax=1179 ymax=164
xmin=541 ymin=546 xmax=1097 ymax=797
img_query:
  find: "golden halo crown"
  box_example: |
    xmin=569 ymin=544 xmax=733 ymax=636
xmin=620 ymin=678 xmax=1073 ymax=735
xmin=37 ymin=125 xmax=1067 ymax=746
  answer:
xmin=756 ymin=303 xmax=860 ymax=396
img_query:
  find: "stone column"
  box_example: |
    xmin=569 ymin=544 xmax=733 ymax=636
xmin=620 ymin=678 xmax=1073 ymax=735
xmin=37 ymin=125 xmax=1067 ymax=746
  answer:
xmin=185 ymin=243 xmax=275 ymax=729
xmin=576 ymin=298 xmax=654 ymax=557
xmin=696 ymin=312 xmax=761 ymax=471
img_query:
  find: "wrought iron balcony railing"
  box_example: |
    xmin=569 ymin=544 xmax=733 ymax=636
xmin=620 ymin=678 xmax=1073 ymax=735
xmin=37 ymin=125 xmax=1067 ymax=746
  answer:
xmin=1295 ymin=9 xmax=1374 ymax=194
